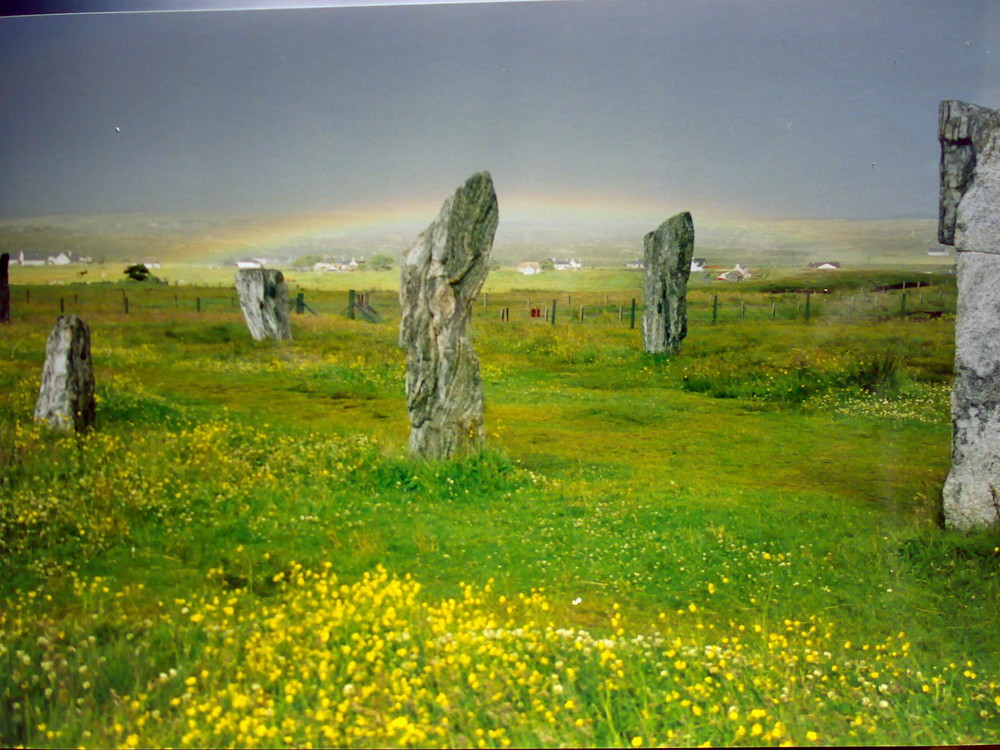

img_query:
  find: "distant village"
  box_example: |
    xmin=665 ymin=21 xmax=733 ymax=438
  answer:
xmin=8 ymin=246 xmax=953 ymax=277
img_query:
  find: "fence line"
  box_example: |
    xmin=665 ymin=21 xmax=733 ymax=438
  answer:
xmin=7 ymin=283 xmax=958 ymax=327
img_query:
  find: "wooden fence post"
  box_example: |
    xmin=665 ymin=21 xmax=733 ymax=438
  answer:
xmin=124 ymin=297 xmax=129 ymax=314
xmin=550 ymin=299 xmax=557 ymax=325
xmin=712 ymin=294 xmax=718 ymax=324
xmin=196 ymin=297 xmax=201 ymax=313
xmin=348 ymin=289 xmax=356 ymax=320
xmin=805 ymin=291 xmax=812 ymax=321
xmin=900 ymin=291 xmax=907 ymax=319
xmin=629 ymin=298 xmax=636 ymax=329
xmin=579 ymin=304 xmax=585 ymax=321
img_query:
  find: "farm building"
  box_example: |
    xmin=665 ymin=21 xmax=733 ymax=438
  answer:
xmin=691 ymin=258 xmax=706 ymax=272
xmin=17 ymin=251 xmax=48 ymax=266
xmin=716 ymin=264 xmax=752 ymax=282
xmin=809 ymin=261 xmax=841 ymax=269
xmin=517 ymin=261 xmax=543 ymax=275
xmin=312 ymin=258 xmax=359 ymax=272
xmin=547 ymin=258 xmax=582 ymax=271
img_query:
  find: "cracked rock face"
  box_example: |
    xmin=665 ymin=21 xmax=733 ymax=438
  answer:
xmin=939 ymin=100 xmax=1000 ymax=529
xmin=34 ymin=315 xmax=96 ymax=432
xmin=235 ymin=268 xmax=291 ymax=341
xmin=399 ymin=172 xmax=498 ymax=459
xmin=642 ymin=212 xmax=694 ymax=354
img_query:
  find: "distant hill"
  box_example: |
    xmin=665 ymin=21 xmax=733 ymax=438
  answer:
xmin=0 ymin=212 xmax=948 ymax=269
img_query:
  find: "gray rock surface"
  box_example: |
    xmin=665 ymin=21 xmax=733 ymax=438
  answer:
xmin=34 ymin=315 xmax=96 ymax=432
xmin=642 ymin=212 xmax=694 ymax=354
xmin=939 ymin=100 xmax=1000 ymax=529
xmin=399 ymin=171 xmax=498 ymax=458
xmin=235 ymin=268 xmax=291 ymax=341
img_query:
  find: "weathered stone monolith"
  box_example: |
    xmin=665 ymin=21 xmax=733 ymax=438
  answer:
xmin=939 ymin=100 xmax=1000 ymax=530
xmin=642 ymin=212 xmax=694 ymax=354
xmin=0 ymin=252 xmax=9 ymax=323
xmin=34 ymin=315 xmax=96 ymax=432
xmin=399 ymin=171 xmax=498 ymax=459
xmin=235 ymin=268 xmax=291 ymax=341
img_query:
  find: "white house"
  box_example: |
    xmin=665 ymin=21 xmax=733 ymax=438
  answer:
xmin=235 ymin=258 xmax=265 ymax=269
xmin=48 ymin=252 xmax=72 ymax=265
xmin=549 ymin=258 xmax=582 ymax=271
xmin=625 ymin=259 xmax=644 ymax=269
xmin=691 ymin=258 xmax=706 ymax=272
xmin=18 ymin=251 xmax=47 ymax=266
xmin=517 ymin=261 xmax=543 ymax=275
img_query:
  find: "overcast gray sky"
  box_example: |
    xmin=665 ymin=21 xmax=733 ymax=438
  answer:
xmin=1 ymin=0 xmax=998 ymax=225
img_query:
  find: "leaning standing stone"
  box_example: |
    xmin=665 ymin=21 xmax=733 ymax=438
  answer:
xmin=642 ymin=212 xmax=694 ymax=354
xmin=34 ymin=314 xmax=96 ymax=432
xmin=399 ymin=171 xmax=498 ymax=459
xmin=235 ymin=268 xmax=291 ymax=341
xmin=0 ymin=252 xmax=9 ymax=323
xmin=938 ymin=100 xmax=1000 ymax=530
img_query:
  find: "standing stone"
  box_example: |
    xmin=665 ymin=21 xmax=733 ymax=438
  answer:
xmin=399 ymin=171 xmax=498 ymax=459
xmin=235 ymin=268 xmax=291 ymax=341
xmin=642 ymin=212 xmax=695 ymax=354
xmin=0 ymin=252 xmax=9 ymax=323
xmin=34 ymin=315 xmax=96 ymax=432
xmin=939 ymin=100 xmax=1000 ymax=530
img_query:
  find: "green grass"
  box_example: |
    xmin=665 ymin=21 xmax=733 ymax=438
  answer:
xmin=1 ymin=271 xmax=998 ymax=747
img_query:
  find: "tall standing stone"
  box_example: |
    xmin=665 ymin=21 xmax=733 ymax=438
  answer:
xmin=642 ymin=212 xmax=695 ymax=354
xmin=399 ymin=171 xmax=498 ymax=459
xmin=0 ymin=252 xmax=9 ymax=323
xmin=938 ymin=100 xmax=1000 ymax=530
xmin=235 ymin=268 xmax=291 ymax=341
xmin=34 ymin=315 xmax=96 ymax=432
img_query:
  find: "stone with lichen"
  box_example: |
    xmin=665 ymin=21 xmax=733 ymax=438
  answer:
xmin=938 ymin=100 xmax=1000 ymax=529
xmin=399 ymin=171 xmax=498 ymax=459
xmin=642 ymin=212 xmax=694 ymax=354
xmin=35 ymin=314 xmax=96 ymax=432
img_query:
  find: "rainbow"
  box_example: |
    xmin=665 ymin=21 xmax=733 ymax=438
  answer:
xmin=173 ymin=190 xmax=754 ymax=263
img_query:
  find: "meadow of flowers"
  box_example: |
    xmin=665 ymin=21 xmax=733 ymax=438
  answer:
xmin=1 ymin=278 xmax=997 ymax=748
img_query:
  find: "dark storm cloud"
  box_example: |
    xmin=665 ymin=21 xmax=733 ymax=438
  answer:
xmin=0 ymin=0 xmax=996 ymax=220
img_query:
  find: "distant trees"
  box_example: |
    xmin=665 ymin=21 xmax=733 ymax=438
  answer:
xmin=370 ymin=254 xmax=394 ymax=271
xmin=123 ymin=263 xmax=150 ymax=282
xmin=539 ymin=258 xmax=555 ymax=271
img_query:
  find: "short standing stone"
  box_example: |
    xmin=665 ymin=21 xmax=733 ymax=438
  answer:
xmin=34 ymin=314 xmax=96 ymax=432
xmin=938 ymin=100 xmax=1000 ymax=529
xmin=642 ymin=212 xmax=694 ymax=354
xmin=399 ymin=171 xmax=498 ymax=459
xmin=235 ymin=268 xmax=291 ymax=341
xmin=0 ymin=252 xmax=9 ymax=323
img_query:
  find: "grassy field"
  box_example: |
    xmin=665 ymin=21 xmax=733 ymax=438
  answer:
xmin=2 ymin=269 xmax=999 ymax=748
